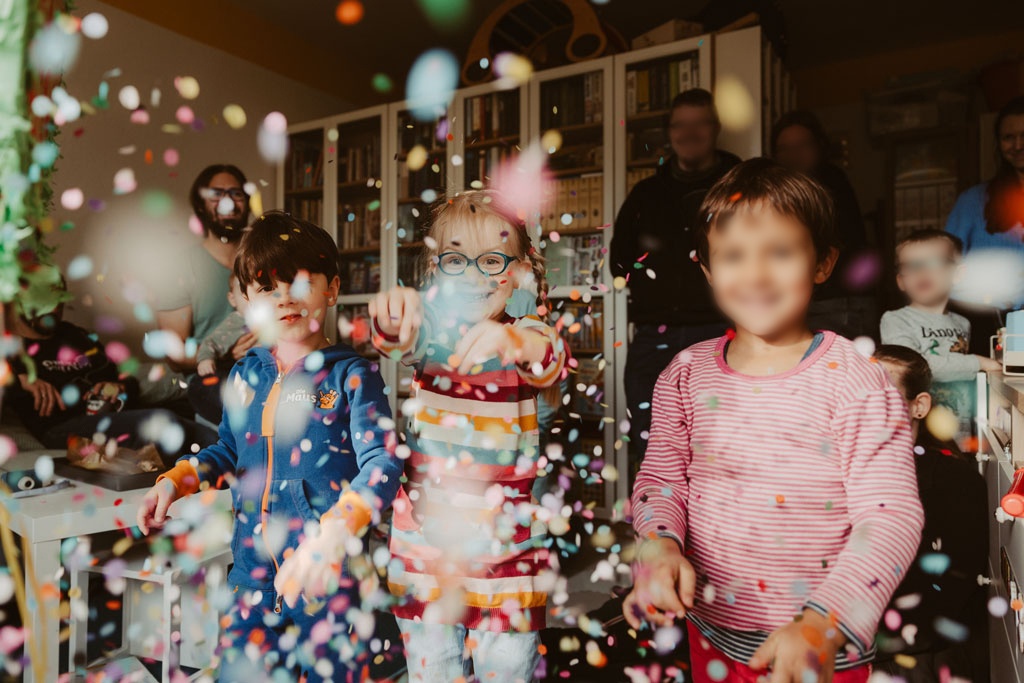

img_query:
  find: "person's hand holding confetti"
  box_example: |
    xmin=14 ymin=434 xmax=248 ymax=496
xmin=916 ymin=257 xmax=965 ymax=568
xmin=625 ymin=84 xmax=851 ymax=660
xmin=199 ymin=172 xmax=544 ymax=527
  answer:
xmin=275 ymin=516 xmax=352 ymax=608
xmin=369 ymin=286 xmax=422 ymax=344
xmin=622 ymin=537 xmax=696 ymax=629
xmin=748 ymin=609 xmax=845 ymax=683
xmin=136 ymin=478 xmax=179 ymax=535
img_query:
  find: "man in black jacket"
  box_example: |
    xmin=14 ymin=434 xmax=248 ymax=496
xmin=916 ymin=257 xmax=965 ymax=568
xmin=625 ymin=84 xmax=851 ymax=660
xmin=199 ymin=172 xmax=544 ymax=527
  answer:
xmin=610 ymin=89 xmax=740 ymax=471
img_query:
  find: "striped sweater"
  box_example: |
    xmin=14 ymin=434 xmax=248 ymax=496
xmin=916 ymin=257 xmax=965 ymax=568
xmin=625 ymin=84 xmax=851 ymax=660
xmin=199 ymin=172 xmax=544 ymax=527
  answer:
xmin=374 ymin=310 xmax=567 ymax=632
xmin=631 ymin=331 xmax=924 ymax=666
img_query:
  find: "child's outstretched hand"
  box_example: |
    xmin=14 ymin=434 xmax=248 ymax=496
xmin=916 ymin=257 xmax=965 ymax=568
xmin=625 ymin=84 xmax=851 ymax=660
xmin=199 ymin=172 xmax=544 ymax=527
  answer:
xmin=196 ymin=359 xmax=217 ymax=377
xmin=370 ymin=287 xmax=422 ymax=344
xmin=275 ymin=517 xmax=351 ymax=608
xmin=136 ymin=479 xmax=179 ymax=535
xmin=454 ymin=319 xmax=518 ymax=374
xmin=622 ymin=537 xmax=696 ymax=629
xmin=748 ymin=609 xmax=845 ymax=683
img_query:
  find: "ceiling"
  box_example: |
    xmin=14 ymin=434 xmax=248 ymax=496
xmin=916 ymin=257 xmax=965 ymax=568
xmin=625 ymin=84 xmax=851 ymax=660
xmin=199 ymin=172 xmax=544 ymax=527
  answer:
xmin=106 ymin=0 xmax=1024 ymax=104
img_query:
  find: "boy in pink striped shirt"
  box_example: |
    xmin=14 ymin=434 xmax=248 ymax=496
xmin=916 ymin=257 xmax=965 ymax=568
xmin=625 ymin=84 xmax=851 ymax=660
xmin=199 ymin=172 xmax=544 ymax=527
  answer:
xmin=625 ymin=158 xmax=924 ymax=682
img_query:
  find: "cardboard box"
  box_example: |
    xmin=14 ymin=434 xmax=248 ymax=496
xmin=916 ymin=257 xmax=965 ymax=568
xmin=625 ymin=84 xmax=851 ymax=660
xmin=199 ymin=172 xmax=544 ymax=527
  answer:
xmin=631 ymin=19 xmax=704 ymax=50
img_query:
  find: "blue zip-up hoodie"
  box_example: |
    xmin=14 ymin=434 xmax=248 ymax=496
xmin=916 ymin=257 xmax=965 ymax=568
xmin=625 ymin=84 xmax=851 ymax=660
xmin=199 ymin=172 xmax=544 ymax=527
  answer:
xmin=165 ymin=344 xmax=402 ymax=591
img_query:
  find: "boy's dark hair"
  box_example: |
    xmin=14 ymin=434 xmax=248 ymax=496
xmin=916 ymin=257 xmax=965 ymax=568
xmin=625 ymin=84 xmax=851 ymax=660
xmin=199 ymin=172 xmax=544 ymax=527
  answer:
xmin=189 ymin=164 xmax=249 ymax=230
xmin=667 ymin=88 xmax=719 ymax=125
xmin=873 ymin=344 xmax=932 ymax=400
xmin=894 ymin=228 xmax=963 ymax=258
xmin=770 ymin=110 xmax=830 ymax=158
xmin=985 ymin=95 xmax=1024 ymax=234
xmin=695 ymin=157 xmax=837 ymax=268
xmin=234 ymin=211 xmax=339 ymax=292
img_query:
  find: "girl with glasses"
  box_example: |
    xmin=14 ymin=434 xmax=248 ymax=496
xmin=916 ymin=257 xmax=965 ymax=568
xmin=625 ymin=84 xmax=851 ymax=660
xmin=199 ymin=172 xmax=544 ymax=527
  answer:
xmin=368 ymin=189 xmax=567 ymax=682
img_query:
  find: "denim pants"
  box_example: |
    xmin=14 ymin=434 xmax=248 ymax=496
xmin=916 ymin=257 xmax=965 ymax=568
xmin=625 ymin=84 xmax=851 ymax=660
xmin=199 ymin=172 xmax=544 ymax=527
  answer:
xmin=397 ymin=617 xmax=541 ymax=683
xmin=624 ymin=323 xmax=728 ymax=482
xmin=218 ymin=586 xmax=364 ymax=683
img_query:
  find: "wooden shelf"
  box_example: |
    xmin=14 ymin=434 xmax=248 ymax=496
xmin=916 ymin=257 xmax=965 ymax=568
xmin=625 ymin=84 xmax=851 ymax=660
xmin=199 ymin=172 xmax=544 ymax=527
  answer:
xmin=398 ymin=240 xmax=426 ymax=249
xmin=284 ymin=187 xmax=323 ymax=196
xmin=464 ymin=135 xmax=519 ymax=151
xmin=627 ymin=108 xmax=671 ymax=124
xmin=551 ymin=165 xmax=603 ymax=178
xmin=397 ymin=196 xmax=440 ymax=205
xmin=571 ymin=347 xmax=603 ymax=355
xmin=396 ymin=148 xmax=446 ymax=161
xmin=338 ymin=245 xmax=380 ymax=256
xmin=337 ymin=179 xmax=380 ymax=191
xmin=543 ymin=120 xmax=602 ymax=134
xmin=628 ymin=158 xmax=663 ymax=168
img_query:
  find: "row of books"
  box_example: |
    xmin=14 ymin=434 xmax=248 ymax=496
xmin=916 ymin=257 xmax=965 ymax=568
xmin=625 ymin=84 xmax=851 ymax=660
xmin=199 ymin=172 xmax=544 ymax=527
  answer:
xmin=398 ymin=159 xmax=446 ymax=200
xmin=344 ymin=257 xmax=381 ymax=295
xmin=398 ymin=117 xmax=444 ymax=153
xmin=465 ymin=91 xmax=520 ymax=141
xmin=552 ymin=299 xmax=604 ymax=352
xmin=625 ymin=53 xmax=700 ymax=116
xmin=893 ymin=180 xmax=958 ymax=241
xmin=464 ymin=146 xmax=515 ymax=185
xmin=290 ymin=147 xmax=324 ymax=190
xmin=541 ymin=72 xmax=604 ymax=129
xmin=338 ymin=138 xmax=381 ymax=183
xmin=286 ymin=198 xmax=322 ymax=224
xmin=545 ymin=234 xmax=603 ymax=288
xmin=541 ymin=175 xmax=604 ymax=233
xmin=398 ymin=249 xmax=428 ymax=288
xmin=626 ymin=168 xmax=657 ymax=195
xmin=338 ymin=202 xmax=382 ymax=249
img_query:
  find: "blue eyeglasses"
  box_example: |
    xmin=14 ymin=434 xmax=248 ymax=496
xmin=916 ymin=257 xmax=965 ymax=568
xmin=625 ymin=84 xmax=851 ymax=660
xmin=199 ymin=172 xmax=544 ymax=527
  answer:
xmin=437 ymin=251 xmax=518 ymax=276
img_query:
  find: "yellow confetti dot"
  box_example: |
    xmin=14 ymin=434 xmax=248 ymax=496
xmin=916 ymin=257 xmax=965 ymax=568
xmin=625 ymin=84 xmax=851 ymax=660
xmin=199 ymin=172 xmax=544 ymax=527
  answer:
xmin=174 ymin=76 xmax=200 ymax=100
xmin=223 ymin=104 xmax=247 ymax=129
xmin=613 ymin=276 xmax=627 ymax=290
xmin=541 ymin=129 xmax=563 ymax=154
xmin=112 ymin=537 xmax=133 ymax=556
xmin=407 ymin=145 xmax=428 ymax=172
xmin=925 ymin=405 xmax=958 ymax=442
xmin=893 ymin=654 xmax=917 ymax=669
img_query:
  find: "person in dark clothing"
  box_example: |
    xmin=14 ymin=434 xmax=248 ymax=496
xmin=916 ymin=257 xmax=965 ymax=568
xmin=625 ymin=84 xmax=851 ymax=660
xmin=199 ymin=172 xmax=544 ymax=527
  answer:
xmin=609 ymin=88 xmax=740 ymax=467
xmin=4 ymin=293 xmax=217 ymax=464
xmin=872 ymin=345 xmax=989 ymax=683
xmin=772 ymin=110 xmax=876 ymax=339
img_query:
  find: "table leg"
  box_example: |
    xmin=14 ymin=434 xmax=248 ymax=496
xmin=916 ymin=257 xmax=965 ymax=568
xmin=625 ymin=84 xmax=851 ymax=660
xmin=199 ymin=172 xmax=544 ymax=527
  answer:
xmin=24 ymin=539 xmax=61 ymax=683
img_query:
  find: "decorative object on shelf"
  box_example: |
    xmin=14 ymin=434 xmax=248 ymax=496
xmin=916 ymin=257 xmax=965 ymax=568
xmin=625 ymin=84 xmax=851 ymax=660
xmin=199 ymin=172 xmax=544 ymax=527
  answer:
xmin=462 ymin=0 xmax=624 ymax=85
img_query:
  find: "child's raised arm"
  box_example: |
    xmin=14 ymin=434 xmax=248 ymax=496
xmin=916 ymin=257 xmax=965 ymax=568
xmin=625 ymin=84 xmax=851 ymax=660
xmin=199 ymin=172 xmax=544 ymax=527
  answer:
xmin=370 ymin=287 xmax=423 ymax=358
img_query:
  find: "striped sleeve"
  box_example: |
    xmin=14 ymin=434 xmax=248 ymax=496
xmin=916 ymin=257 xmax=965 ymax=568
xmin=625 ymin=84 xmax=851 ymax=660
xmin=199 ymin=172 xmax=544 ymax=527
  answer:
xmin=630 ymin=354 xmax=691 ymax=546
xmin=512 ymin=315 xmax=567 ymax=389
xmin=808 ymin=380 xmax=924 ymax=652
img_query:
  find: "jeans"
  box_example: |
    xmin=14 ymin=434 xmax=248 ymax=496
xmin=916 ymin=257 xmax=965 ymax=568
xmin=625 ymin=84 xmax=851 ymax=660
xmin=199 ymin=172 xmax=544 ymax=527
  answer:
xmin=397 ymin=618 xmax=541 ymax=683
xmin=218 ymin=586 xmax=364 ymax=683
xmin=624 ymin=323 xmax=727 ymax=481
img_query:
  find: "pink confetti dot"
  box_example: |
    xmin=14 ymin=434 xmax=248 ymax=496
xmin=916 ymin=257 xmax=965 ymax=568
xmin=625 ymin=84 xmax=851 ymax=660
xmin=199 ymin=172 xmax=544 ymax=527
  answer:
xmin=61 ymin=188 xmax=84 ymax=210
xmin=176 ymin=106 xmax=195 ymax=124
xmin=164 ymin=148 xmax=180 ymax=167
xmin=105 ymin=341 xmax=130 ymax=363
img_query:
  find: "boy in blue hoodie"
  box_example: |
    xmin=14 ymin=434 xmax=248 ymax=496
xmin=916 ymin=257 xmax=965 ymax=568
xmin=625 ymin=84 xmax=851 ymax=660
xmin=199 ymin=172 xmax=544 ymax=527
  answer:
xmin=137 ymin=211 xmax=402 ymax=682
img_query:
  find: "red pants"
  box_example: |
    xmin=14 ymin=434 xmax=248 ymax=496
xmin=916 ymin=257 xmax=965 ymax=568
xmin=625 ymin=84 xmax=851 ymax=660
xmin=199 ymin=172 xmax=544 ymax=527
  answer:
xmin=687 ymin=622 xmax=871 ymax=683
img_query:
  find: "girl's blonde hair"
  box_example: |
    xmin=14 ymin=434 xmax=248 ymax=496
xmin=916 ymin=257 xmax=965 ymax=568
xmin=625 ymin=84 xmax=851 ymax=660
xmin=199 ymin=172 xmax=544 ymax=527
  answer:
xmin=422 ymin=190 xmax=550 ymax=320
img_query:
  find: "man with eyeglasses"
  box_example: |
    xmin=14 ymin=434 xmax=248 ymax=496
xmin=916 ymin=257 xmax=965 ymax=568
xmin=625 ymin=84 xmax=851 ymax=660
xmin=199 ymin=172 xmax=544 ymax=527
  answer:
xmin=154 ymin=165 xmax=256 ymax=417
xmin=609 ymin=88 xmax=741 ymax=473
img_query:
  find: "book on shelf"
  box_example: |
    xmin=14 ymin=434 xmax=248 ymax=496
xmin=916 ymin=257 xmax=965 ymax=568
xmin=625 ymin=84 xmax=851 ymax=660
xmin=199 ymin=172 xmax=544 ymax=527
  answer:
xmin=339 ymin=137 xmax=380 ymax=183
xmin=345 ymin=256 xmax=380 ymax=295
xmin=287 ymin=198 xmax=322 ymax=224
xmin=555 ymin=300 xmax=604 ymax=352
xmin=545 ymin=233 xmax=604 ymax=287
xmin=542 ymin=174 xmax=603 ymax=233
xmin=625 ymin=53 xmax=700 ymax=117
xmin=289 ymin=144 xmax=324 ymax=189
xmin=338 ymin=200 xmax=382 ymax=249
xmin=542 ymin=73 xmax=603 ymax=129
xmin=626 ymin=168 xmax=657 ymax=195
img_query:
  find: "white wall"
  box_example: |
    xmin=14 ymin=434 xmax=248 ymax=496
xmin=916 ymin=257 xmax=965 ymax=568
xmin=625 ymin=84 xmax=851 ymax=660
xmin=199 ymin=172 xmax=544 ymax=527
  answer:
xmin=49 ymin=0 xmax=351 ymax=353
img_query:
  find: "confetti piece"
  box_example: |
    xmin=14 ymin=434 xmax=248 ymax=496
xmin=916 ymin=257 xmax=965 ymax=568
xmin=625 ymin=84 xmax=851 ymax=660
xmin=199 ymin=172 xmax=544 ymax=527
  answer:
xmin=716 ymin=76 xmax=756 ymax=131
xmin=336 ymin=0 xmax=364 ymax=24
xmin=258 ymin=112 xmax=289 ymax=162
xmin=541 ymin=129 xmax=562 ymax=154
xmin=926 ymin=406 xmax=958 ymax=442
xmin=493 ymin=52 xmax=532 ymax=86
xmin=113 ymin=167 xmax=136 ymax=194
xmin=176 ymin=105 xmax=195 ymax=124
xmin=80 ymin=12 xmax=108 ymax=39
xmin=163 ymin=148 xmax=180 ymax=167
xmin=61 ymin=187 xmax=84 ymax=210
xmin=174 ymin=76 xmax=200 ymax=100
xmin=223 ymin=104 xmax=247 ymax=129
xmin=372 ymin=73 xmax=393 ymax=93
xmin=118 ymin=85 xmax=140 ymax=110
xmin=405 ymin=49 xmax=458 ymax=121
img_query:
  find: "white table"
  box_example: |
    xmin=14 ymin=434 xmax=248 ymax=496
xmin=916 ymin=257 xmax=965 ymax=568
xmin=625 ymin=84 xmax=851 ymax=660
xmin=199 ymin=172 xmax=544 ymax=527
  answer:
xmin=1 ymin=450 xmax=229 ymax=683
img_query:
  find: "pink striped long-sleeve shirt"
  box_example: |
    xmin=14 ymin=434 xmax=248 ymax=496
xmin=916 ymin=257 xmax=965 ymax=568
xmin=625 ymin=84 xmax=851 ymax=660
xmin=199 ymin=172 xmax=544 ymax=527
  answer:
xmin=631 ymin=331 xmax=924 ymax=660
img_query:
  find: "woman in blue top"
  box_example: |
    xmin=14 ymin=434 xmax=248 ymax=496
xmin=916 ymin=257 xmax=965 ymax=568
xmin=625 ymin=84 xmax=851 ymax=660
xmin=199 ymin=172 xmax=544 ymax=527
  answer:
xmin=942 ymin=95 xmax=1024 ymax=315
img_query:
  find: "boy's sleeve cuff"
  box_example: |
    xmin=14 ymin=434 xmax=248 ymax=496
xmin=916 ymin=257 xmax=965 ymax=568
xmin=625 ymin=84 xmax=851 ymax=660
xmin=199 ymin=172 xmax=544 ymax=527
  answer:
xmin=156 ymin=460 xmax=201 ymax=496
xmin=321 ymin=490 xmax=373 ymax=534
